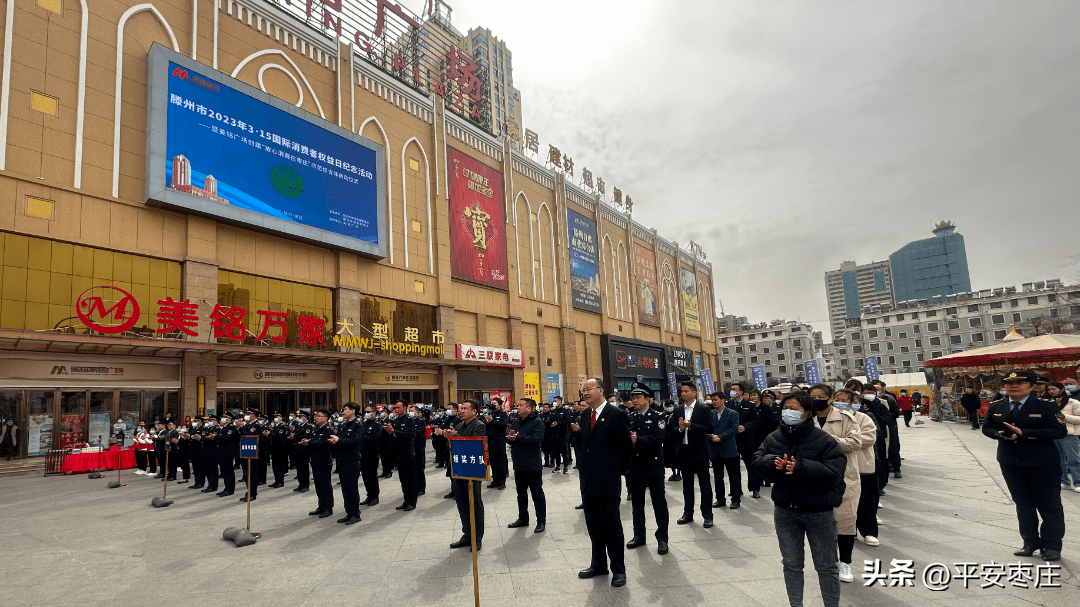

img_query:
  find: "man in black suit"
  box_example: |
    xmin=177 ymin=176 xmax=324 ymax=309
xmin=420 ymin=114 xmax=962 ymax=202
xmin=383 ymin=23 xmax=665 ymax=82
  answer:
xmin=960 ymin=387 xmax=982 ymax=430
xmin=982 ymin=370 xmax=1067 ymax=561
xmin=573 ymin=377 xmax=632 ymax=587
xmin=674 ymin=381 xmax=714 ymax=527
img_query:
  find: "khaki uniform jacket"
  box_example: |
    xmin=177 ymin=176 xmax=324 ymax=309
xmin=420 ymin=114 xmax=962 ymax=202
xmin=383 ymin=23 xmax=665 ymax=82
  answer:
xmin=853 ymin=410 xmax=877 ymax=475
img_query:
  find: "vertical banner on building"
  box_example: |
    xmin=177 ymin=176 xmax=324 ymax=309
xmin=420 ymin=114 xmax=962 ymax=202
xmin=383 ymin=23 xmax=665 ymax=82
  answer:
xmin=667 ymin=372 xmax=678 ymax=401
xmin=546 ymin=373 xmax=562 ymax=402
xmin=679 ymin=267 xmax=701 ymax=335
xmin=523 ymin=372 xmax=541 ymax=402
xmin=447 ymin=147 xmax=508 ymax=289
xmin=633 ymin=243 xmax=660 ymax=327
xmin=567 ymin=209 xmax=601 ymax=313
xmin=863 ymin=356 xmax=879 ymax=382
xmin=751 ymin=365 xmax=767 ymax=390
xmin=804 ymin=360 xmax=821 ymax=384
xmin=700 ymin=369 xmax=715 ymax=395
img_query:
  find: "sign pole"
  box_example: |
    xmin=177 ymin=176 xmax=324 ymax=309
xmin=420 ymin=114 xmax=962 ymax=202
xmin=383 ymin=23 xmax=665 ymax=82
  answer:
xmin=162 ymin=450 xmax=169 ymax=500
xmin=246 ymin=458 xmax=252 ymax=531
xmin=468 ymin=478 xmax=479 ymax=607
xmin=116 ymin=447 xmax=125 ymax=486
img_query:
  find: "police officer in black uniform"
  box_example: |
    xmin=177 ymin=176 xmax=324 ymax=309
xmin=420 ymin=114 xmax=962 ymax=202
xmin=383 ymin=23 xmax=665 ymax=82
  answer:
xmin=625 ymin=382 xmax=670 ymax=555
xmin=729 ymin=383 xmax=759 ymax=508
xmin=291 ymin=411 xmax=314 ymax=493
xmin=186 ymin=416 xmax=205 ymax=489
xmin=304 ymin=409 xmax=336 ymax=518
xmin=485 ymin=399 xmax=509 ymax=490
xmin=379 ymin=407 xmax=395 ymax=478
xmin=540 ymin=402 xmax=555 ymax=467
xmin=238 ymin=411 xmax=262 ymax=502
xmin=384 ymin=400 xmax=418 ymax=510
xmin=411 ymin=405 xmax=429 ymax=496
xmin=331 ymin=402 xmax=364 ymax=524
xmin=268 ymin=412 xmax=290 ymax=488
xmin=983 ymin=370 xmax=1067 ymax=561
xmin=215 ymin=412 xmax=239 ymax=497
xmin=200 ymin=416 xmax=220 ymax=493
xmin=431 ymin=406 xmax=449 ymax=469
xmin=255 ymin=413 xmax=271 ymax=486
xmin=359 ymin=403 xmax=383 ymax=505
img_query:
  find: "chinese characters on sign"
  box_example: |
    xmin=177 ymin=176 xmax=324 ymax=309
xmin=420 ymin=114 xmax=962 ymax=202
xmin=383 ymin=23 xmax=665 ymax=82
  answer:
xmin=567 ymin=209 xmax=602 ymax=313
xmin=333 ymin=295 xmax=443 ymax=358
xmin=861 ymin=559 xmax=1061 ymax=591
xmin=679 ymin=266 xmax=701 ymax=336
xmin=455 ymin=344 xmax=524 ymax=367
xmin=447 ymin=147 xmax=508 ymax=290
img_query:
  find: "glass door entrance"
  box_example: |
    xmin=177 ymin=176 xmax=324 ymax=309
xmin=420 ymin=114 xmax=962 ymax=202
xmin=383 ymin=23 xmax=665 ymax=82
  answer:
xmin=216 ymin=389 xmax=337 ymax=416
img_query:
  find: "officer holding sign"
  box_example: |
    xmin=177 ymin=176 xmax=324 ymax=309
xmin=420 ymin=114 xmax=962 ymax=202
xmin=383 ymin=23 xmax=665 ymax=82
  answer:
xmin=444 ymin=399 xmax=487 ymax=550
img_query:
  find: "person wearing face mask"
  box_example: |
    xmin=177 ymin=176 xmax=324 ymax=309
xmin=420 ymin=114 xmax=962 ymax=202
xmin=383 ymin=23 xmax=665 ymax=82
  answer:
xmin=484 ymin=398 xmax=509 ymax=490
xmin=809 ymin=384 xmax=865 ymax=584
xmin=378 ymin=407 xmax=395 ymax=479
xmin=329 ymin=402 xmax=364 ymax=524
xmin=835 ymin=389 xmax=880 ymax=552
xmin=1046 ymin=381 xmax=1080 ymax=492
xmin=729 ymin=382 xmax=762 ymax=502
xmin=213 ymin=412 xmax=239 ymax=497
xmin=871 ymin=380 xmax=902 ymax=480
xmin=431 ymin=407 xmax=449 ymax=469
xmin=848 ymin=379 xmax=889 ymax=498
xmin=199 ymin=416 xmax=220 ymax=492
xmin=384 ymin=400 xmax=418 ymax=511
xmin=290 ymin=411 xmax=314 ymax=493
xmin=662 ymin=399 xmax=682 ymax=483
xmin=409 ymin=405 xmax=429 ymax=497
xmin=359 ymin=404 xmax=383 ymax=505
xmin=132 ymin=422 xmax=150 ymax=474
xmin=185 ymin=417 xmax=205 ymax=489
xmin=302 ymin=410 xmax=337 ymax=518
xmin=268 ymin=412 xmax=290 ymax=488
xmin=752 ymin=391 xmax=846 ymax=607
xmin=238 ymin=411 xmax=261 ymax=488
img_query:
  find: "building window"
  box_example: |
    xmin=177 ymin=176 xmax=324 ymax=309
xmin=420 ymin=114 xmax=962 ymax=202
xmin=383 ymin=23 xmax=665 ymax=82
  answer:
xmin=775 ymin=341 xmax=784 ymax=348
xmin=950 ymin=335 xmax=962 ymax=345
xmin=763 ymin=347 xmax=770 ymax=354
xmin=991 ymin=314 xmax=1004 ymax=325
xmin=990 ymin=301 xmax=1002 ymax=309
xmin=749 ymin=344 xmax=757 ymax=352
xmin=792 ymin=339 xmax=802 ymax=348
xmin=866 ymin=318 xmax=877 ymax=325
xmin=929 ymin=337 xmax=941 ymax=346
xmin=750 ymin=356 xmax=758 ymax=363
xmin=926 ymin=310 xmax=937 ymax=317
xmin=931 ymin=351 xmax=942 ymax=358
xmin=946 ymin=307 xmax=957 ymax=315
xmin=896 ymin=313 xmax=905 ymax=321
xmin=721 ymin=338 xmax=728 ymax=344
xmin=1050 ymin=308 xmax=1059 ymax=318
xmin=850 ymin=332 xmax=861 ymax=341
xmin=735 ymin=346 xmax=743 ymax=353
xmin=795 ymin=351 xmax=803 ymax=360
xmin=968 ymin=318 xmax=982 ymax=328
xmin=737 ymin=370 xmax=745 ymax=377
xmin=724 ymin=371 xmax=732 ymax=378
xmin=722 ymin=348 xmax=729 ymax=354
xmin=796 ymin=364 xmax=803 ymax=372
xmin=855 ymin=359 xmax=863 ymax=367
xmin=886 ymin=342 xmax=894 ymax=350
xmin=911 ymin=312 xmax=919 ymax=319
xmin=840 ymin=359 xmax=848 ymax=366
xmin=972 ymin=332 xmax=984 ymax=342
xmin=968 ymin=304 xmax=979 ymax=312
xmin=1012 ymin=312 xmax=1022 ymax=323
xmin=1048 ymin=294 xmax=1057 ymax=302
xmin=912 ymin=325 xmax=920 ymax=334
xmin=898 ymin=332 xmax=907 ymax=339
xmin=902 ymin=360 xmax=911 ymax=367
xmin=917 ymin=353 xmax=925 ymax=362
xmin=870 ymin=343 xmax=880 ymax=352
xmin=1010 ymin=299 xmax=1019 ymax=308
xmin=927 ymin=322 xmax=939 ymax=332
xmin=868 ymin=330 xmax=879 ymax=338
xmin=777 ymin=353 xmax=786 ymax=361
xmin=947 ymin=320 xmax=960 ymax=330
xmin=1028 ymin=296 xmax=1039 ymax=305
xmin=765 ymin=359 xmax=771 ymax=365
xmin=839 ymin=348 xmax=847 ymax=355
xmin=885 ymin=328 xmax=892 ymax=337
xmin=888 ymin=356 xmax=896 ymax=365
xmin=994 ymin=330 xmax=1007 ymax=340
xmin=774 ymin=331 xmax=783 ymax=336
xmin=1072 ymin=305 xmax=1080 ymax=316
xmin=915 ymin=339 xmax=922 ymax=348
xmin=723 ymin=360 xmax=731 ymax=366
xmin=779 ymin=366 xmax=787 ymax=374
xmin=737 ymin=358 xmax=744 ymax=365
xmin=900 ymin=346 xmax=910 ymax=353
xmin=761 ymin=333 xmax=769 ymax=339
xmin=852 ymin=345 xmax=862 ymax=353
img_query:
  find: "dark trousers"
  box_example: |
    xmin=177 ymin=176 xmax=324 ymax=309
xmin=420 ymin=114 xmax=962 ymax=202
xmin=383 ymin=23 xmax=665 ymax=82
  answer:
xmin=380 ymin=444 xmax=395 ymax=475
xmin=191 ymin=453 xmax=204 ymax=486
xmin=711 ymin=455 xmax=742 ymax=502
xmin=414 ymin=447 xmax=427 ymax=494
xmin=564 ymin=436 xmax=574 ymax=465
xmin=271 ymin=448 xmax=289 ymax=484
xmin=257 ymin=454 xmax=269 ymax=484
xmin=176 ymin=452 xmax=190 ymax=479
xmin=887 ymin=423 xmax=901 ymax=473
xmin=453 ymin=478 xmax=484 ymax=540
xmin=855 ymin=474 xmax=879 ymax=538
xmin=361 ymin=450 xmax=380 ymax=499
xmin=739 ymin=444 xmax=760 ymax=492
xmin=630 ymin=473 xmax=669 ymax=542
xmin=582 ymin=491 xmax=625 ymax=574
xmin=1001 ymin=462 xmax=1065 ymax=550
xmin=135 ymin=449 xmax=148 ymax=471
xmin=432 ymin=436 xmax=448 ymax=465
xmin=902 ymin=411 xmax=913 ymax=427
xmin=679 ymin=456 xmax=713 ymax=520
xmin=155 ymin=452 xmax=169 ymax=477
xmin=293 ymin=450 xmax=310 ymax=488
xmin=311 ymin=456 xmax=334 ymax=512
xmin=513 ymin=469 xmax=547 ymax=523
xmin=489 ymin=441 xmax=507 ymax=484
xmin=203 ymin=454 xmax=218 ymax=489
xmin=396 ymin=452 xmax=417 ymax=505
xmin=339 ymin=464 xmax=361 ymax=515
xmin=875 ymin=439 xmax=889 ymax=490
xmin=218 ymin=456 xmax=235 ymax=493
xmin=966 ymin=408 xmax=980 ymax=429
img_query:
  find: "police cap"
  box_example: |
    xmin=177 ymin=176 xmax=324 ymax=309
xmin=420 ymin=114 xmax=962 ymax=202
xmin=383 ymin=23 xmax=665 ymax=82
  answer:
xmin=630 ymin=382 xmax=654 ymax=399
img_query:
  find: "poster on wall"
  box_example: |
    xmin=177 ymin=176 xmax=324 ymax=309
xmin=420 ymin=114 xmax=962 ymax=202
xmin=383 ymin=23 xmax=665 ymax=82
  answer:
xmin=27 ymin=414 xmax=53 ymax=456
xmin=633 ymin=243 xmax=660 ymax=327
xmin=679 ymin=267 xmax=701 ymax=335
xmin=447 ymin=147 xmax=508 ymax=289
xmin=546 ymin=373 xmax=563 ymax=402
xmin=88 ymin=413 xmax=112 ymax=448
xmin=523 ymin=372 xmax=541 ymax=402
xmin=490 ymin=390 xmax=513 ymax=412
xmin=567 ymin=209 xmax=602 ymax=313
xmin=145 ymin=46 xmax=385 ymax=259
xmin=59 ymin=414 xmax=85 ymax=449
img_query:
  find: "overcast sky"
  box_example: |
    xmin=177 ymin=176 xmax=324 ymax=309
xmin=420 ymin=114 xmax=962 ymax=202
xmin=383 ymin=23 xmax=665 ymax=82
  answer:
xmin=406 ymin=0 xmax=1078 ymax=341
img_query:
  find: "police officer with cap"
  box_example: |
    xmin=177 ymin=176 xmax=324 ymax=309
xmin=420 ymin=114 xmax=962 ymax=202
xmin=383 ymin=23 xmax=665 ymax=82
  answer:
xmin=291 ymin=410 xmax=314 ymax=493
xmin=982 ymin=370 xmax=1067 ymax=561
xmin=625 ymin=382 xmax=670 ymax=555
xmin=215 ymin=411 xmax=239 ymax=497
xmin=268 ymin=412 xmax=291 ymax=488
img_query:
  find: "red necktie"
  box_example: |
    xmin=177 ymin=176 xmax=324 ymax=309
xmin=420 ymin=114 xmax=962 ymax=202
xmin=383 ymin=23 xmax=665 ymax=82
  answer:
xmin=590 ymin=409 xmax=597 ymax=429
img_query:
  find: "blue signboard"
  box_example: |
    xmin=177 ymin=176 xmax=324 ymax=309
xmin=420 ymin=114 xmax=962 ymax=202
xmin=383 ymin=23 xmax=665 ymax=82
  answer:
xmin=145 ymin=45 xmax=385 ymax=258
xmin=546 ymin=373 xmax=562 ymax=402
xmin=700 ymin=369 xmax=715 ymax=395
xmin=450 ymin=437 xmax=490 ymax=481
xmin=567 ymin=209 xmax=601 ymax=313
xmin=240 ymin=435 xmax=259 ymax=459
xmin=751 ymin=365 xmax=767 ymax=390
xmin=804 ymin=360 xmax=821 ymax=384
xmin=667 ymin=372 xmax=678 ymax=401
xmin=864 ymin=356 xmax=880 ymax=382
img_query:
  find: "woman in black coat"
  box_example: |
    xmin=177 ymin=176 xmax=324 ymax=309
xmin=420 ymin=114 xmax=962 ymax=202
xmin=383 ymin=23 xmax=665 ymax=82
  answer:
xmin=753 ymin=391 xmax=847 ymax=607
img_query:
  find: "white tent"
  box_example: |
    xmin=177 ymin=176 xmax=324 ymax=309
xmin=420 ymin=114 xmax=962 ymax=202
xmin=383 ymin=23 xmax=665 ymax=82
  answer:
xmin=850 ymin=372 xmax=930 ymax=390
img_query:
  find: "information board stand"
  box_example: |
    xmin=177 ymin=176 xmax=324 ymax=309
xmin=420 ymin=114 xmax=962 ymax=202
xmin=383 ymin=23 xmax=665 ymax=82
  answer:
xmin=449 ymin=437 xmax=491 ymax=607
xmin=240 ymin=435 xmax=261 ymax=540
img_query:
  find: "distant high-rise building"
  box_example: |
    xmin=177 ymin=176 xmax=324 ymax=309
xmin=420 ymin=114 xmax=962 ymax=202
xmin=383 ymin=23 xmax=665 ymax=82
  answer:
xmin=889 ymin=220 xmax=972 ymax=305
xmin=825 ymin=260 xmax=894 ymax=340
xmin=462 ymin=26 xmax=523 ymax=149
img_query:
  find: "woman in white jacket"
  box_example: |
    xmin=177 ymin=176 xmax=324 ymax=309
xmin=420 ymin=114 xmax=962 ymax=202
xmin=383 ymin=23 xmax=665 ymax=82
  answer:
xmin=1047 ymin=382 xmax=1080 ymax=491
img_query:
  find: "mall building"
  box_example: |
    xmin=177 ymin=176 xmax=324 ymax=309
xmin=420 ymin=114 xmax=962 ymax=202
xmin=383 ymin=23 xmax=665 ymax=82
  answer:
xmin=0 ymin=0 xmax=718 ymax=457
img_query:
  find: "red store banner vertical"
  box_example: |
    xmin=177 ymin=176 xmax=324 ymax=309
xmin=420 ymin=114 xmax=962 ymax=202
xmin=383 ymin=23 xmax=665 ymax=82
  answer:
xmin=447 ymin=147 xmax=508 ymax=290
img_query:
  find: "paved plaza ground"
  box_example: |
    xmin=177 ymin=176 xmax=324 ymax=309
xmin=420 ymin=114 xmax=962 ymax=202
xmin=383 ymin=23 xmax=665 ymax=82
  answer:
xmin=0 ymin=418 xmax=1077 ymax=607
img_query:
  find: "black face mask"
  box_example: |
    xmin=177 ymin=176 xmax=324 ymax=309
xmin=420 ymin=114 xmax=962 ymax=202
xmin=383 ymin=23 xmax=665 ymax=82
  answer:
xmin=812 ymin=399 xmax=830 ymax=411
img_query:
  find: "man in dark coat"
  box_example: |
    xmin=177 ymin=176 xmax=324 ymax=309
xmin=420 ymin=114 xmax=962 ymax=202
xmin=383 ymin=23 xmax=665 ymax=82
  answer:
xmin=359 ymin=403 xmax=383 ymax=505
xmin=329 ymin=402 xmax=364 ymax=524
xmin=383 ymin=400 xmax=418 ymax=511
xmin=304 ymin=410 xmax=336 ymax=518
xmin=626 ymin=382 xmax=669 ymax=555
xmin=507 ymin=398 xmax=547 ymax=533
xmin=573 ymin=377 xmax=632 ymax=587
xmin=982 ymin=370 xmax=1067 ymax=561
xmin=730 ymin=382 xmax=760 ymax=504
xmin=674 ymin=382 xmax=714 ymax=527
xmin=484 ymin=398 xmax=509 ymax=489
xmin=444 ymin=399 xmax=487 ymax=549
xmin=960 ymin=386 xmax=982 ymax=430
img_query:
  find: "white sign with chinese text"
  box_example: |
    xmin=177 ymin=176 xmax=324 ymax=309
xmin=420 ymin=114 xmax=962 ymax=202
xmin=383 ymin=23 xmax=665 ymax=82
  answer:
xmin=455 ymin=344 xmax=524 ymax=368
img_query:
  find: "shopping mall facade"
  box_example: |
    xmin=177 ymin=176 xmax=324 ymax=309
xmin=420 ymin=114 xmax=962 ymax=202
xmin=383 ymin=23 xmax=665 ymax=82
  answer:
xmin=0 ymin=0 xmax=718 ymax=456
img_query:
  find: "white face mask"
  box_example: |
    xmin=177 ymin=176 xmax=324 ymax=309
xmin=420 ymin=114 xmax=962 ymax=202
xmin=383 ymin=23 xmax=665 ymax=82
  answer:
xmin=1066 ymin=385 xmax=1077 ymax=394
xmin=206 ymin=420 xmax=214 ymax=426
xmin=863 ymin=394 xmax=877 ymax=402
xmin=244 ymin=415 xmax=252 ymax=422
xmin=220 ymin=418 xmax=228 ymax=424
xmin=364 ymin=412 xmax=373 ymax=420
xmin=408 ymin=411 xmax=416 ymax=418
xmin=832 ymin=401 xmax=850 ymax=411
xmin=780 ymin=409 xmax=803 ymax=426
xmin=274 ymin=417 xmax=281 ymax=424
xmin=289 ymin=415 xmax=295 ymax=421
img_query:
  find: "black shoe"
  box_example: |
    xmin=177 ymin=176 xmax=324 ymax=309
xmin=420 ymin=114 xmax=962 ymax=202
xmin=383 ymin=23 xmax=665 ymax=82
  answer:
xmin=318 ymin=510 xmax=333 ymax=518
xmin=238 ymin=496 xmax=255 ymax=502
xmin=201 ymin=487 xmax=216 ymax=493
xmin=153 ymin=474 xmax=164 ymax=479
xmin=893 ymin=472 xmax=902 ymax=479
xmin=443 ymin=492 xmax=455 ymax=499
xmin=507 ymin=519 xmax=529 ymax=529
xmin=270 ymin=482 xmax=284 ymax=488
xmin=337 ymin=514 xmax=361 ymax=524
xmin=450 ymin=536 xmax=470 ymax=549
xmin=703 ymin=519 xmax=714 ymax=528
xmin=575 ymin=503 xmax=585 ymax=510
xmin=729 ymin=501 xmax=740 ymax=509
xmin=293 ymin=486 xmax=303 ymax=492
xmin=395 ymin=503 xmax=408 ymax=510
xmin=216 ymin=491 xmax=233 ymax=497
xmin=562 ymin=467 xmax=568 ymax=474
xmin=677 ymin=515 xmax=693 ymax=525
xmin=494 ymin=484 xmax=505 ymax=490
xmin=402 ymin=504 xmax=416 ymax=511
xmin=1014 ymin=545 xmax=1038 ymax=557
xmin=751 ymin=490 xmax=761 ymax=499
xmin=299 ymin=487 xmax=309 ymax=493
xmin=611 ymin=573 xmax=626 ymax=588
xmin=417 ymin=491 xmax=425 ymax=496
xmin=188 ymin=484 xmax=203 ymax=489
xmin=1041 ymin=549 xmax=1061 ymax=561
xmin=309 ymin=509 xmax=324 ymax=516
xmin=176 ymin=479 xmax=189 ymax=484
xmin=878 ymin=488 xmax=886 ymax=497
xmin=657 ymin=541 xmax=669 ymax=555
xmin=672 ymin=474 xmax=682 ymax=481
xmin=534 ymin=523 xmax=545 ymax=533
xmin=359 ymin=498 xmax=374 ymax=506
xmin=711 ymin=500 xmax=725 ymax=508
xmin=577 ymin=567 xmax=609 ymax=579
xmin=475 ymin=541 xmax=482 ymax=551
xmin=486 ymin=483 xmax=496 ymax=489
xmin=626 ymin=537 xmax=645 ymax=549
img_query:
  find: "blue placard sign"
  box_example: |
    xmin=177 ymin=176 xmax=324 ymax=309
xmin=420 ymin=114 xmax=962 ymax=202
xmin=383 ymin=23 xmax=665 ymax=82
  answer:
xmin=667 ymin=372 xmax=678 ymax=401
xmin=240 ymin=435 xmax=259 ymax=459
xmin=751 ymin=365 xmax=767 ymax=390
xmin=450 ymin=437 xmax=490 ymax=481
xmin=864 ymin=356 xmax=880 ymax=382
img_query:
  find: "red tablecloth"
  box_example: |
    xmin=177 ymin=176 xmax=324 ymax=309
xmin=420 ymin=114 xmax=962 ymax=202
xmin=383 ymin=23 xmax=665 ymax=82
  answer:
xmin=60 ymin=447 xmax=137 ymax=473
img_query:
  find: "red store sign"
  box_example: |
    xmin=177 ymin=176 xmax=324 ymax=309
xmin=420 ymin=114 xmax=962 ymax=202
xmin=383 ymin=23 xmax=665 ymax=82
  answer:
xmin=456 ymin=344 xmax=524 ymax=368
